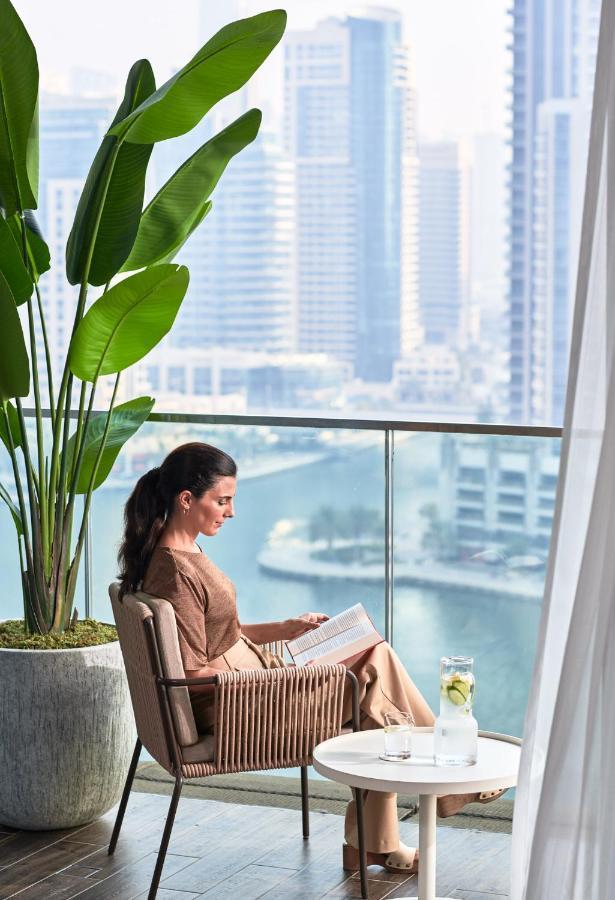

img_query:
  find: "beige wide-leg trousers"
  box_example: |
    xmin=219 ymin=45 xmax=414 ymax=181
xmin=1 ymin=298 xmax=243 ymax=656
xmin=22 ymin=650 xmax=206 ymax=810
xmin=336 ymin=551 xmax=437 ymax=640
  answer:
xmin=341 ymin=641 xmax=435 ymax=853
xmin=194 ymin=636 xmax=435 ymax=854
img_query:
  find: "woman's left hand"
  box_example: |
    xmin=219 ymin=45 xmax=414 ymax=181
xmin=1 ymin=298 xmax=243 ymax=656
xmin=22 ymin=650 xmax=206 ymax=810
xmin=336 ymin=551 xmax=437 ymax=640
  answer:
xmin=283 ymin=612 xmax=329 ymax=640
xmin=299 ymin=611 xmax=329 ymax=626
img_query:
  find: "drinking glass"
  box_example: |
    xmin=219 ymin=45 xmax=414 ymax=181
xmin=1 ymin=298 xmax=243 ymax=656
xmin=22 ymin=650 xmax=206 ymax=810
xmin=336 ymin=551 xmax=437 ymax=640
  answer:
xmin=382 ymin=711 xmax=413 ymax=759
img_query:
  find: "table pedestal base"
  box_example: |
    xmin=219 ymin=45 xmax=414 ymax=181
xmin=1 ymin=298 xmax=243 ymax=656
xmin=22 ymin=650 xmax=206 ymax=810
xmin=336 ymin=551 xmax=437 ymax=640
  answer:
xmin=397 ymin=794 xmax=455 ymax=900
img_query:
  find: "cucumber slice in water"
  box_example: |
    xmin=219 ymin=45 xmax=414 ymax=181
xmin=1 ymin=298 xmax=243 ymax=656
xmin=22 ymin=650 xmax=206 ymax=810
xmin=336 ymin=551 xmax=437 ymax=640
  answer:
xmin=446 ymin=687 xmax=467 ymax=705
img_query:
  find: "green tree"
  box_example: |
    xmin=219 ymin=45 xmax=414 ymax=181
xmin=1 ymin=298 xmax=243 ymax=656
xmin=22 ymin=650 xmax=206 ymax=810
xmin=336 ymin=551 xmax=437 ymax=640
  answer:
xmin=344 ymin=506 xmax=383 ymax=561
xmin=309 ymin=506 xmax=338 ymax=551
xmin=420 ymin=502 xmax=455 ymax=559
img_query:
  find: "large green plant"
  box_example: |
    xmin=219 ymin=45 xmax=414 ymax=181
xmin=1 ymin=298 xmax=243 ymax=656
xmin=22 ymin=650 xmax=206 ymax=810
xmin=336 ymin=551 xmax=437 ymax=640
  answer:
xmin=0 ymin=1 xmax=287 ymax=633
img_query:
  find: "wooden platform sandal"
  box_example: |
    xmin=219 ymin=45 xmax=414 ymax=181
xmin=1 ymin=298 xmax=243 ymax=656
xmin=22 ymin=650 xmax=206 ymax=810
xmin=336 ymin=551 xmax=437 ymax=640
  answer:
xmin=343 ymin=840 xmax=419 ymax=874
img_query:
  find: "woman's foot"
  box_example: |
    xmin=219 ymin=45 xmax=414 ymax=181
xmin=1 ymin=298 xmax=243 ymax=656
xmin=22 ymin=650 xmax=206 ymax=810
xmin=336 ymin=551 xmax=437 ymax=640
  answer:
xmin=343 ymin=840 xmax=419 ymax=874
xmin=437 ymin=788 xmax=506 ymax=818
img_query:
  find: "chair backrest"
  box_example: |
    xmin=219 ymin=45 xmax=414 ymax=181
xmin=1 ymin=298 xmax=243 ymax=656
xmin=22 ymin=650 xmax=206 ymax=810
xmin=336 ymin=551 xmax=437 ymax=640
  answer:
xmin=133 ymin=591 xmax=199 ymax=747
xmin=109 ymin=584 xmax=200 ymax=772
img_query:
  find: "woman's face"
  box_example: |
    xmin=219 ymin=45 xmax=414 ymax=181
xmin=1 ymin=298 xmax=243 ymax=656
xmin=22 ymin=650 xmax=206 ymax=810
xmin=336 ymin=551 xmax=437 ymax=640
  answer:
xmin=182 ymin=476 xmax=237 ymax=537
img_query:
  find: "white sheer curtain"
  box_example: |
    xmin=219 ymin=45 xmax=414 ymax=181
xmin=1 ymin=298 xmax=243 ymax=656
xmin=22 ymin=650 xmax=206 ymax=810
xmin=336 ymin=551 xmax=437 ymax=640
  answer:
xmin=511 ymin=2 xmax=615 ymax=896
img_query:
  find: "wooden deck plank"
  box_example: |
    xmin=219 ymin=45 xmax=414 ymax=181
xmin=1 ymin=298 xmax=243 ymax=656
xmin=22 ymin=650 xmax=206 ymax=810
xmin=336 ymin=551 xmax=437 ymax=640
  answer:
xmin=9 ymin=841 xmax=161 ymax=900
xmin=196 ymin=862 xmax=298 ymax=898
xmin=0 ymin=839 xmax=100 ymax=899
xmin=161 ymin=806 xmax=301 ymax=894
xmin=324 ymin=873 xmax=412 ymax=898
xmin=67 ymin=852 xmax=199 ymax=900
xmin=0 ymin=793 xmax=511 ymax=900
xmin=383 ymin=825 xmax=510 ymax=899
xmin=136 ymin=892 xmax=201 ymax=900
xmin=449 ymin=891 xmax=508 ymax=899
xmin=0 ymin=826 xmax=87 ymax=869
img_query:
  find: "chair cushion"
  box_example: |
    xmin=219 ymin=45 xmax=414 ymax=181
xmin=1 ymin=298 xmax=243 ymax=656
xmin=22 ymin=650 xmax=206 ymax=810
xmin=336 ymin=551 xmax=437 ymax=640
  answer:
xmin=135 ymin=592 xmax=200 ymax=747
xmin=182 ymin=733 xmax=216 ymax=764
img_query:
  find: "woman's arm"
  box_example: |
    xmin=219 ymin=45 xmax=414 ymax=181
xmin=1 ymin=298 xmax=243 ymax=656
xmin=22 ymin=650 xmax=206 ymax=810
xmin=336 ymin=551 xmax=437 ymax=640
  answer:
xmin=183 ymin=665 xmax=220 ymax=695
xmin=242 ymin=612 xmax=329 ymax=644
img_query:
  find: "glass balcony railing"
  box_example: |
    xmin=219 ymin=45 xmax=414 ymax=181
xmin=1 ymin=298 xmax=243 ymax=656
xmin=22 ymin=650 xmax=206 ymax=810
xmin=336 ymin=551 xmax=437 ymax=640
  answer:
xmin=2 ymin=412 xmax=561 ymax=740
xmin=90 ymin=421 xmax=386 ymax=634
xmin=392 ymin=430 xmax=560 ymax=737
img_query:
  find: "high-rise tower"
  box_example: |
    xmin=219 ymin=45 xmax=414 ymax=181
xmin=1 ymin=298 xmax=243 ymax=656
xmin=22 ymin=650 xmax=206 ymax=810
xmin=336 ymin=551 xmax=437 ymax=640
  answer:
xmin=165 ymin=1 xmax=295 ymax=357
xmin=285 ymin=8 xmax=417 ymax=381
xmin=171 ymin=135 xmax=296 ymax=354
xmin=38 ymin=94 xmax=113 ymax=391
xmin=418 ymin=141 xmax=466 ymax=347
xmin=508 ymin=0 xmax=599 ymax=423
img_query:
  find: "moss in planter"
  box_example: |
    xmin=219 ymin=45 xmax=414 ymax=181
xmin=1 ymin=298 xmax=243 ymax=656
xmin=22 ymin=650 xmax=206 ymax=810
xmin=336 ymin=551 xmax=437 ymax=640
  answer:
xmin=0 ymin=619 xmax=117 ymax=650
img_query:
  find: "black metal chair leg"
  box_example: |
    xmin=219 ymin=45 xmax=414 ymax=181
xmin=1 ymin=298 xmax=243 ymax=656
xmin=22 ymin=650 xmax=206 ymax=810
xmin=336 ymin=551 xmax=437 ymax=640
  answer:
xmin=108 ymin=738 xmax=142 ymax=855
xmin=355 ymin=787 xmax=368 ymax=899
xmin=148 ymin=773 xmax=183 ymax=900
xmin=300 ymin=765 xmax=309 ymax=839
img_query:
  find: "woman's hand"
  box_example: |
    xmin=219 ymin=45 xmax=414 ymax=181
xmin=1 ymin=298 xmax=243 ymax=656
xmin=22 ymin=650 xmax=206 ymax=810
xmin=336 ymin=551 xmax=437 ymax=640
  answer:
xmin=283 ymin=612 xmax=329 ymax=640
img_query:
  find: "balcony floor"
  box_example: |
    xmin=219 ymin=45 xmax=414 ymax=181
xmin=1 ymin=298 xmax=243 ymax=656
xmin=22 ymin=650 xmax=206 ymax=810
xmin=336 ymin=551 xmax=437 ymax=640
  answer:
xmin=0 ymin=788 xmax=511 ymax=899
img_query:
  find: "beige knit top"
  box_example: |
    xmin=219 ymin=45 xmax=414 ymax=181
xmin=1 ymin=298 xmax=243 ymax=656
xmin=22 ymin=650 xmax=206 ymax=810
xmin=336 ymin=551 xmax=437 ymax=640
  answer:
xmin=142 ymin=546 xmax=241 ymax=669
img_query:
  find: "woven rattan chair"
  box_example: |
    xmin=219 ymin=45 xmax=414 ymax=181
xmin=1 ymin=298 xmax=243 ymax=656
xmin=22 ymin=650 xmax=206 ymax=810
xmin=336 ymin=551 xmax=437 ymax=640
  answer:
xmin=108 ymin=584 xmax=368 ymax=900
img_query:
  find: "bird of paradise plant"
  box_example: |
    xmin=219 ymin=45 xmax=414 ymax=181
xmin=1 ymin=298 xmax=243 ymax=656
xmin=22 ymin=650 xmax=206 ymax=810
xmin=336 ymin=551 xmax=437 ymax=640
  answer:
xmin=0 ymin=0 xmax=286 ymax=634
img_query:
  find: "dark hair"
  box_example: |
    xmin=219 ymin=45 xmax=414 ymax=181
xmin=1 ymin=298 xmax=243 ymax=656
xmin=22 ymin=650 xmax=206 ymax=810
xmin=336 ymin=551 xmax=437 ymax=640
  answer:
xmin=117 ymin=442 xmax=237 ymax=597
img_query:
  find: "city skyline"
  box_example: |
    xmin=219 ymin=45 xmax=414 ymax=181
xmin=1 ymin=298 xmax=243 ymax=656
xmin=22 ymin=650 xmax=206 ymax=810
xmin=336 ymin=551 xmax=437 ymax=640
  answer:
xmin=15 ymin=0 xmax=598 ymax=426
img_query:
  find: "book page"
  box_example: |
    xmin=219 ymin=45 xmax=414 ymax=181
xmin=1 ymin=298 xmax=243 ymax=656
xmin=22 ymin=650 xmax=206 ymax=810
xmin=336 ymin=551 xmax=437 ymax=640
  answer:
xmin=287 ymin=603 xmax=378 ymax=665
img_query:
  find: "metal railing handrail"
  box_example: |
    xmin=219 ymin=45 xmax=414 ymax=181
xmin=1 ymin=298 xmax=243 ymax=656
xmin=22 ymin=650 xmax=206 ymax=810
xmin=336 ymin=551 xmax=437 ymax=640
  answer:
xmin=22 ymin=408 xmax=563 ymax=438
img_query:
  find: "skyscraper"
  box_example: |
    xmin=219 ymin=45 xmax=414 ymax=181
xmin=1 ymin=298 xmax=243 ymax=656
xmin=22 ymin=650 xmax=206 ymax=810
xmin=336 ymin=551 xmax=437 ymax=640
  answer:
xmin=469 ymin=133 xmax=507 ymax=350
xmin=171 ymin=134 xmax=296 ymax=355
xmin=38 ymin=94 xmax=114 ymax=390
xmin=531 ymin=99 xmax=586 ymax=424
xmin=285 ymin=8 xmax=417 ymax=381
xmin=160 ymin=1 xmax=295 ymax=359
xmin=418 ymin=141 xmax=466 ymax=347
xmin=349 ymin=9 xmax=412 ymax=382
xmin=508 ymin=0 xmax=599 ymax=424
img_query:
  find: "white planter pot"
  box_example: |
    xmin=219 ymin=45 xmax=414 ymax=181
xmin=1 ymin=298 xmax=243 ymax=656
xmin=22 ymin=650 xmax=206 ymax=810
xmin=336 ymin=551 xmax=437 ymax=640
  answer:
xmin=0 ymin=640 xmax=136 ymax=830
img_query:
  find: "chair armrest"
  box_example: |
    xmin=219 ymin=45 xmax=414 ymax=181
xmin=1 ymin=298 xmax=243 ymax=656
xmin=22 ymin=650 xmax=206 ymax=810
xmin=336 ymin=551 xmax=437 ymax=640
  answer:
xmin=212 ymin=663 xmax=350 ymax=773
xmin=258 ymin=639 xmax=287 ymax=660
xmin=157 ymin=675 xmax=218 ymax=687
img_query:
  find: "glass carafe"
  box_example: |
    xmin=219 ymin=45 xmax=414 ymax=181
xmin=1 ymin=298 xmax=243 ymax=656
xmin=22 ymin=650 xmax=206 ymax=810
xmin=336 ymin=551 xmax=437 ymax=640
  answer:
xmin=434 ymin=656 xmax=478 ymax=766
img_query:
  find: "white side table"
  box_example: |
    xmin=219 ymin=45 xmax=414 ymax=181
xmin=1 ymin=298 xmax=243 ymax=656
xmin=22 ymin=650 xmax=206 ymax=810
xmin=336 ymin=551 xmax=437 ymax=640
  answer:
xmin=313 ymin=727 xmax=520 ymax=900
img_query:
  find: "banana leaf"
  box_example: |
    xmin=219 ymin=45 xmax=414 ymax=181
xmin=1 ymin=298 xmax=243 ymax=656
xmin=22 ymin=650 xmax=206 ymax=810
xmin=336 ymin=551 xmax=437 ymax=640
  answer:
xmin=66 ymin=59 xmax=156 ymax=286
xmin=0 ymin=271 xmax=30 ymax=401
xmin=68 ymin=264 xmax=189 ymax=381
xmin=67 ymin=396 xmax=154 ymax=493
xmin=122 ymin=108 xmax=261 ymax=270
xmin=0 ymin=213 xmax=33 ymax=304
xmin=109 ymin=10 xmax=285 ymax=144
xmin=0 ymin=482 xmax=22 ymax=535
xmin=0 ymin=400 xmax=22 ymax=451
xmin=7 ymin=211 xmax=50 ymax=281
xmin=0 ymin=0 xmax=38 ymax=213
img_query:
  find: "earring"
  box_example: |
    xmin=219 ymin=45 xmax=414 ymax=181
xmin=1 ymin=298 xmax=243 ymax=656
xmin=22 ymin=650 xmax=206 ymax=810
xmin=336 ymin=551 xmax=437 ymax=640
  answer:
xmin=183 ymin=506 xmax=189 ymax=516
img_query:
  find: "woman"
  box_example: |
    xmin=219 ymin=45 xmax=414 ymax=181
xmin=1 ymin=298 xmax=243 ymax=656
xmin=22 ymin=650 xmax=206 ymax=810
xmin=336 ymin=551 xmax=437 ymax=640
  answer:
xmin=118 ymin=442 xmax=502 ymax=876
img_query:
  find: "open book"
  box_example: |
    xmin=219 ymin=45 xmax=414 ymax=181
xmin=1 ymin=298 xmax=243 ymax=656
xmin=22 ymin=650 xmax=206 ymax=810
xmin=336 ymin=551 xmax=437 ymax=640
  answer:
xmin=286 ymin=603 xmax=383 ymax=666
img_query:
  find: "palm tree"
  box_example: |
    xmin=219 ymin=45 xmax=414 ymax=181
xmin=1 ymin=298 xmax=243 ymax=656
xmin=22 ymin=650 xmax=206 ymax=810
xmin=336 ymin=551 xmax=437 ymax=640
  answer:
xmin=309 ymin=506 xmax=338 ymax=551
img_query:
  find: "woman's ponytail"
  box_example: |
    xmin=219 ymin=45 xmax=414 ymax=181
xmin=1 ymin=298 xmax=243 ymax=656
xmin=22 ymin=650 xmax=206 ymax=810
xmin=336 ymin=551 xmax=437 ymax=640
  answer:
xmin=117 ymin=466 xmax=166 ymax=597
xmin=117 ymin=442 xmax=237 ymax=597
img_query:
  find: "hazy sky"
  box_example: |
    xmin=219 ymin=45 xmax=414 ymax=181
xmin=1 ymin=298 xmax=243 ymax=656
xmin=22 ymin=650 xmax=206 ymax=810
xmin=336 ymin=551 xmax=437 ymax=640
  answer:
xmin=17 ymin=0 xmax=509 ymax=141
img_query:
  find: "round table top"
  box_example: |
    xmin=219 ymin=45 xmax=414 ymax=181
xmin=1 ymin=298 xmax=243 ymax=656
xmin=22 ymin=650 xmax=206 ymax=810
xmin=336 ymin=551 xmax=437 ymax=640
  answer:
xmin=313 ymin=728 xmax=521 ymax=796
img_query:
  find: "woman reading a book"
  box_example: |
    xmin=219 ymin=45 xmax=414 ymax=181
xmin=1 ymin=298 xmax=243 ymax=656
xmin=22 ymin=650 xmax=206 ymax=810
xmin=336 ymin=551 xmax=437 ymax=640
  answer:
xmin=118 ymin=442 xmax=502 ymax=876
